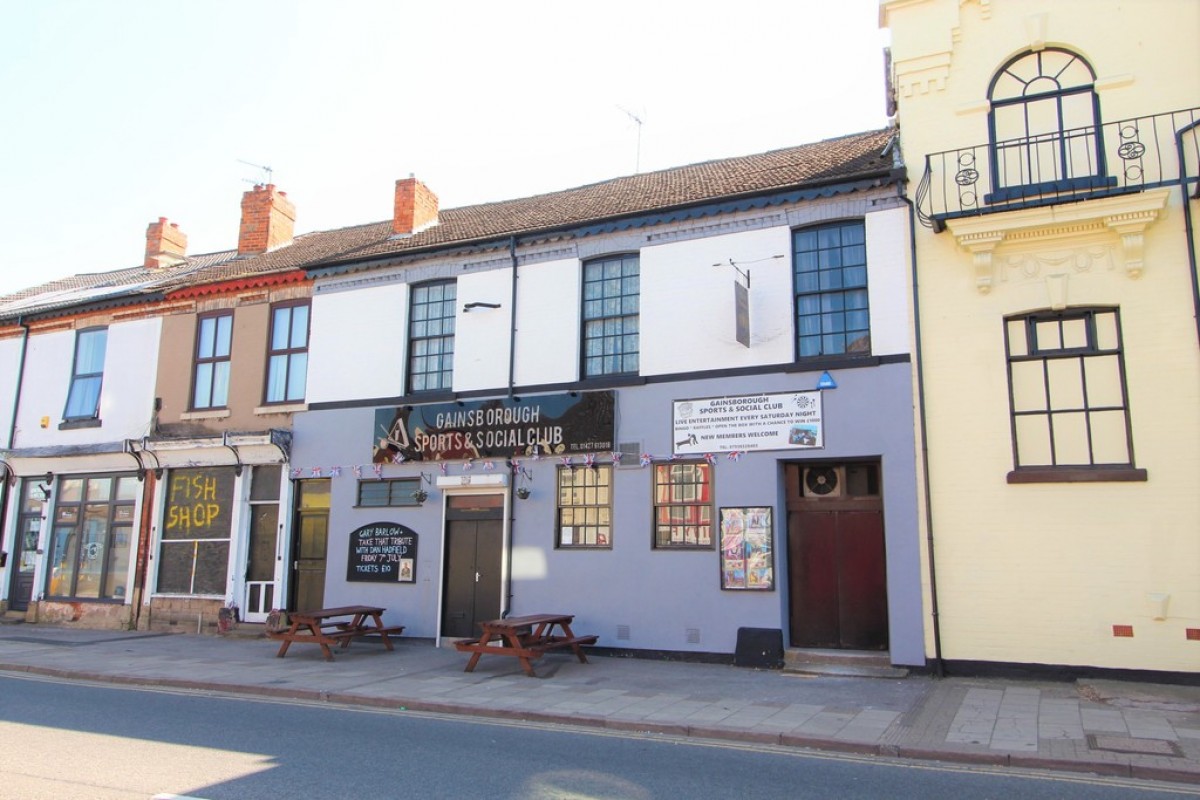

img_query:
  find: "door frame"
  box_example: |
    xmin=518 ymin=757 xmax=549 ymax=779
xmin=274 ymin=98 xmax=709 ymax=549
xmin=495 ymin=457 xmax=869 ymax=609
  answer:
xmin=784 ymin=460 xmax=888 ymax=650
xmin=434 ymin=482 xmax=511 ymax=646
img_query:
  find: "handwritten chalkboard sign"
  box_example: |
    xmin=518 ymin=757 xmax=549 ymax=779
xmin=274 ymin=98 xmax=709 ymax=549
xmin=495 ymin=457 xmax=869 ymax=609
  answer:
xmin=346 ymin=522 xmax=417 ymax=583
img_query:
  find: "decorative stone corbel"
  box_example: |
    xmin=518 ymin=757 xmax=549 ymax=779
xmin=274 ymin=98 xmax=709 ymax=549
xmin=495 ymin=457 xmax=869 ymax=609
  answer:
xmin=1103 ymin=210 xmax=1161 ymax=278
xmin=959 ymin=231 xmax=1006 ymax=292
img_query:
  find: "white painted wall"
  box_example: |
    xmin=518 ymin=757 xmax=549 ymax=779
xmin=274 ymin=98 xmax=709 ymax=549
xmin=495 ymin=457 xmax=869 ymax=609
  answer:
xmin=865 ymin=206 xmax=913 ymax=357
xmin=512 ymin=257 xmax=581 ymax=387
xmin=0 ymin=336 xmax=24 ymax=445
xmin=641 ymin=227 xmax=795 ymax=376
xmin=308 ymin=282 xmax=409 ymax=404
xmin=14 ymin=318 xmax=161 ymax=448
xmin=454 ymin=268 xmax=514 ymax=392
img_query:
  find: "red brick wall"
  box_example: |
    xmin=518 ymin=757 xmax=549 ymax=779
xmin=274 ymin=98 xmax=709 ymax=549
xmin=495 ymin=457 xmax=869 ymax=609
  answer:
xmin=238 ymin=184 xmax=296 ymax=254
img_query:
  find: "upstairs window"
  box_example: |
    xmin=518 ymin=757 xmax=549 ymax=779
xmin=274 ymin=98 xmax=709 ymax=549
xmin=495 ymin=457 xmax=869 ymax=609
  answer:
xmin=793 ymin=221 xmax=870 ymax=358
xmin=265 ymin=301 xmax=309 ymax=404
xmin=192 ymin=312 xmax=233 ymax=410
xmin=1005 ymin=308 xmax=1143 ymax=481
xmin=64 ymin=328 xmax=107 ymax=420
xmin=582 ymin=254 xmax=639 ymax=377
xmin=988 ymin=48 xmax=1109 ymax=200
xmin=409 ymin=280 xmax=456 ymax=392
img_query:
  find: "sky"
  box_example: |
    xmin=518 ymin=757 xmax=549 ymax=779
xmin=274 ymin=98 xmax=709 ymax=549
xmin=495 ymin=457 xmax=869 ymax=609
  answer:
xmin=0 ymin=0 xmax=890 ymax=297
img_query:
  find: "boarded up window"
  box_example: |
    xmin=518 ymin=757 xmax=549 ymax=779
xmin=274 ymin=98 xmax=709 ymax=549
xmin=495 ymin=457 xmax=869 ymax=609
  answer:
xmin=157 ymin=467 xmax=236 ymax=595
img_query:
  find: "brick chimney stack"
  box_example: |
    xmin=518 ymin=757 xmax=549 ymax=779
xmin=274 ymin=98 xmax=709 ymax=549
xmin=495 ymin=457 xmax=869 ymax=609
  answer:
xmin=144 ymin=217 xmax=188 ymax=269
xmin=393 ymin=176 xmax=438 ymax=236
xmin=238 ymin=183 xmax=296 ymax=255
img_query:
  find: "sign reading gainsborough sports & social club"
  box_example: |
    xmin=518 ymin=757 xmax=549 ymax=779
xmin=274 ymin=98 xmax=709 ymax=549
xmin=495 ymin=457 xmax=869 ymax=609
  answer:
xmin=373 ymin=391 xmax=615 ymax=462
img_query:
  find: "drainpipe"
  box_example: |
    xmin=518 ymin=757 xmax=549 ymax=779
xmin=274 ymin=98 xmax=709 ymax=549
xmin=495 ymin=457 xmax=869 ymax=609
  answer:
xmin=1175 ymin=118 xmax=1200 ymax=349
xmin=899 ymin=190 xmax=946 ymax=678
xmin=502 ymin=235 xmax=520 ymax=617
xmin=0 ymin=318 xmax=32 ymax=590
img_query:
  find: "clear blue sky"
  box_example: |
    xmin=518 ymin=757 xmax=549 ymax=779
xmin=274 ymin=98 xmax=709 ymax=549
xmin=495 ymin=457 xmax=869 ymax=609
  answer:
xmin=0 ymin=0 xmax=889 ymax=296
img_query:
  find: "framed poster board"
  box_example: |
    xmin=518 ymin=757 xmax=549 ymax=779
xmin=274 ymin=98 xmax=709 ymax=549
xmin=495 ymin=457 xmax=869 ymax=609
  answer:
xmin=347 ymin=522 xmax=417 ymax=583
xmin=719 ymin=507 xmax=774 ymax=591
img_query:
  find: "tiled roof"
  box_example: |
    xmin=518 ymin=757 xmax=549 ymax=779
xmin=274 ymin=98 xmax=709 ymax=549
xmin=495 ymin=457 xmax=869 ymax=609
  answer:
xmin=3 ymin=128 xmax=897 ymax=318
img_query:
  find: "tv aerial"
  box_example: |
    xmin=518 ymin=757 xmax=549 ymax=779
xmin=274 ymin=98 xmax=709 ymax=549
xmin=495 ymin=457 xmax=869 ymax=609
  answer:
xmin=237 ymin=159 xmax=275 ymax=186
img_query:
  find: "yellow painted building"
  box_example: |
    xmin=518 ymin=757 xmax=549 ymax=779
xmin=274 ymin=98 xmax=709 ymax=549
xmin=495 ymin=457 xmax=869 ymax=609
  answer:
xmin=882 ymin=0 xmax=1200 ymax=675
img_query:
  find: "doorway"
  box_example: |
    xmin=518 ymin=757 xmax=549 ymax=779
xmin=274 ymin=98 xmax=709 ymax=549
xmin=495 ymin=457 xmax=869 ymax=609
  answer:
xmin=440 ymin=494 xmax=504 ymax=639
xmin=289 ymin=478 xmax=330 ymax=612
xmin=242 ymin=465 xmax=281 ymax=622
xmin=7 ymin=480 xmax=45 ymax=613
xmin=785 ymin=462 xmax=888 ymax=650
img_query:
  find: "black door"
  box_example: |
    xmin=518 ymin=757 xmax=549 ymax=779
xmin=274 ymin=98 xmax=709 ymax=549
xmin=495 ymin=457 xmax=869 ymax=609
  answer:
xmin=8 ymin=480 xmax=45 ymax=613
xmin=441 ymin=518 xmax=503 ymax=639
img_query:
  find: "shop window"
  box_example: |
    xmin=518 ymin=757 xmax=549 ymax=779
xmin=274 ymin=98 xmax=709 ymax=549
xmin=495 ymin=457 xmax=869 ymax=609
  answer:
xmin=157 ymin=467 xmax=237 ymax=595
xmin=557 ymin=466 xmax=612 ymax=548
xmin=653 ymin=461 xmax=713 ymax=548
xmin=45 ymin=474 xmax=136 ymax=600
xmin=408 ymin=280 xmax=456 ymax=392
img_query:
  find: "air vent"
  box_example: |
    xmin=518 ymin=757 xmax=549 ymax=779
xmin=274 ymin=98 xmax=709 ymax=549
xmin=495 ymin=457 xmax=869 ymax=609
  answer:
xmin=616 ymin=624 xmax=631 ymax=640
xmin=803 ymin=466 xmax=844 ymax=498
xmin=616 ymin=441 xmax=642 ymax=468
xmin=686 ymin=628 xmax=701 ymax=645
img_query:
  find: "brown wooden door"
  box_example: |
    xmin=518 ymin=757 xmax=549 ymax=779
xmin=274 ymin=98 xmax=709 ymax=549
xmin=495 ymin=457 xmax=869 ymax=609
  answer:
xmin=290 ymin=479 xmax=330 ymax=612
xmin=441 ymin=519 xmax=503 ymax=639
xmin=785 ymin=462 xmax=888 ymax=650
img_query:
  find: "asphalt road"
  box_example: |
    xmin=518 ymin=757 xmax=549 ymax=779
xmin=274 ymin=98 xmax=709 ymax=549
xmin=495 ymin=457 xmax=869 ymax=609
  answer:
xmin=0 ymin=673 xmax=1196 ymax=800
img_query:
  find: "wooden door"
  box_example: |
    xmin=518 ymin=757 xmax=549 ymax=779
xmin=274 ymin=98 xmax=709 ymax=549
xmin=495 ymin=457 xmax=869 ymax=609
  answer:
xmin=785 ymin=462 xmax=888 ymax=650
xmin=8 ymin=480 xmax=44 ymax=612
xmin=290 ymin=479 xmax=329 ymax=612
xmin=441 ymin=519 xmax=502 ymax=639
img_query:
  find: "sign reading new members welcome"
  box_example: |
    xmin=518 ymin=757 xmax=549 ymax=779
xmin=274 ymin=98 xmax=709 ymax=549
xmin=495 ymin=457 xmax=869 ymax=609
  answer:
xmin=673 ymin=391 xmax=824 ymax=455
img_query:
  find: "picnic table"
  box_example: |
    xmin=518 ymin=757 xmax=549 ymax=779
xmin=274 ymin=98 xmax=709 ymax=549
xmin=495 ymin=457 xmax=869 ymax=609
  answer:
xmin=454 ymin=613 xmax=598 ymax=677
xmin=267 ymin=605 xmax=404 ymax=661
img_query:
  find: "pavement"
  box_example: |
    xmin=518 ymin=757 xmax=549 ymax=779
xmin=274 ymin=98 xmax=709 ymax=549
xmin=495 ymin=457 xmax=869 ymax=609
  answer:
xmin=0 ymin=623 xmax=1198 ymax=788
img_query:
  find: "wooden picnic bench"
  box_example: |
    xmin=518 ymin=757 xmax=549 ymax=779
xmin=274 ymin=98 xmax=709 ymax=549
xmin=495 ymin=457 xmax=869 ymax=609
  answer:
xmin=267 ymin=604 xmax=404 ymax=661
xmin=454 ymin=613 xmax=598 ymax=677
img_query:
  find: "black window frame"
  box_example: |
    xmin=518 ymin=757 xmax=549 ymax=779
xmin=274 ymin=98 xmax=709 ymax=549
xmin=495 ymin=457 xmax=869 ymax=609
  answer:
xmin=792 ymin=220 xmax=871 ymax=359
xmin=652 ymin=460 xmax=714 ymax=549
xmin=63 ymin=326 xmax=108 ymax=421
xmin=264 ymin=300 xmax=310 ymax=405
xmin=408 ymin=280 xmax=457 ymax=393
xmin=1004 ymin=306 xmax=1145 ymax=483
xmin=356 ymin=478 xmax=422 ymax=507
xmin=556 ymin=465 xmax=613 ymax=548
xmin=192 ymin=311 xmax=234 ymax=410
xmin=44 ymin=472 xmax=137 ymax=601
xmin=581 ymin=253 xmax=640 ymax=378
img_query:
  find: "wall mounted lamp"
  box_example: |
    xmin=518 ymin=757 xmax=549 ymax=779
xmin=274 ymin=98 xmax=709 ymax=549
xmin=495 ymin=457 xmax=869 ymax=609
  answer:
xmin=38 ymin=471 xmax=54 ymax=501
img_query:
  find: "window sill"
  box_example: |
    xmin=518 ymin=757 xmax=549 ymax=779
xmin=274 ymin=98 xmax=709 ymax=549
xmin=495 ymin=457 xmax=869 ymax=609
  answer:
xmin=254 ymin=402 xmax=307 ymax=416
xmin=181 ymin=409 xmax=231 ymax=421
xmin=58 ymin=418 xmax=101 ymax=430
xmin=1007 ymin=467 xmax=1148 ymax=484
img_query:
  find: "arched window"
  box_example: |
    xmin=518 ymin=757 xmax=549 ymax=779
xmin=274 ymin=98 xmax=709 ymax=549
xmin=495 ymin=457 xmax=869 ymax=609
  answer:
xmin=987 ymin=48 xmax=1113 ymax=200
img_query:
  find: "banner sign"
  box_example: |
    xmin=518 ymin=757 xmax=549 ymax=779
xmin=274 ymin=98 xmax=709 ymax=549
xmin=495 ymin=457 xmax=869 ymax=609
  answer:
xmin=373 ymin=391 xmax=615 ymax=462
xmin=347 ymin=522 xmax=417 ymax=583
xmin=673 ymin=390 xmax=823 ymax=455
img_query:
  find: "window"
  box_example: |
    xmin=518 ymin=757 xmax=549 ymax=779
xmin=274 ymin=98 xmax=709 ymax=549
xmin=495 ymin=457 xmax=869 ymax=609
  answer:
xmin=357 ymin=478 xmax=421 ymax=507
xmin=157 ymin=467 xmax=236 ymax=595
xmin=988 ymin=48 xmax=1109 ymax=199
xmin=793 ymin=221 xmax=870 ymax=358
xmin=557 ymin=466 xmax=612 ymax=548
xmin=265 ymin=301 xmax=309 ymax=404
xmin=408 ymin=281 xmax=456 ymax=392
xmin=582 ymin=254 xmax=639 ymax=377
xmin=63 ymin=328 xmax=107 ymax=420
xmin=193 ymin=312 xmax=233 ymax=409
xmin=1005 ymin=308 xmax=1143 ymax=480
xmin=45 ymin=474 xmax=136 ymax=600
xmin=653 ymin=461 xmax=713 ymax=548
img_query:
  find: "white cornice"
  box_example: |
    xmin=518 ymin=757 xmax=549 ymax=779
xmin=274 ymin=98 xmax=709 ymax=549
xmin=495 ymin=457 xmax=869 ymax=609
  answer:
xmin=944 ymin=188 xmax=1170 ymax=292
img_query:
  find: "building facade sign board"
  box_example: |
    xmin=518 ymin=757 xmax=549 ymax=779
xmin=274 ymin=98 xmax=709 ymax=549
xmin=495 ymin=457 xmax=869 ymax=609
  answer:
xmin=673 ymin=391 xmax=823 ymax=454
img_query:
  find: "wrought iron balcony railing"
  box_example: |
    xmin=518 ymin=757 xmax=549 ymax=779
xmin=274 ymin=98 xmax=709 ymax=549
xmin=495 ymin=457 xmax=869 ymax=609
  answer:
xmin=915 ymin=107 xmax=1200 ymax=230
